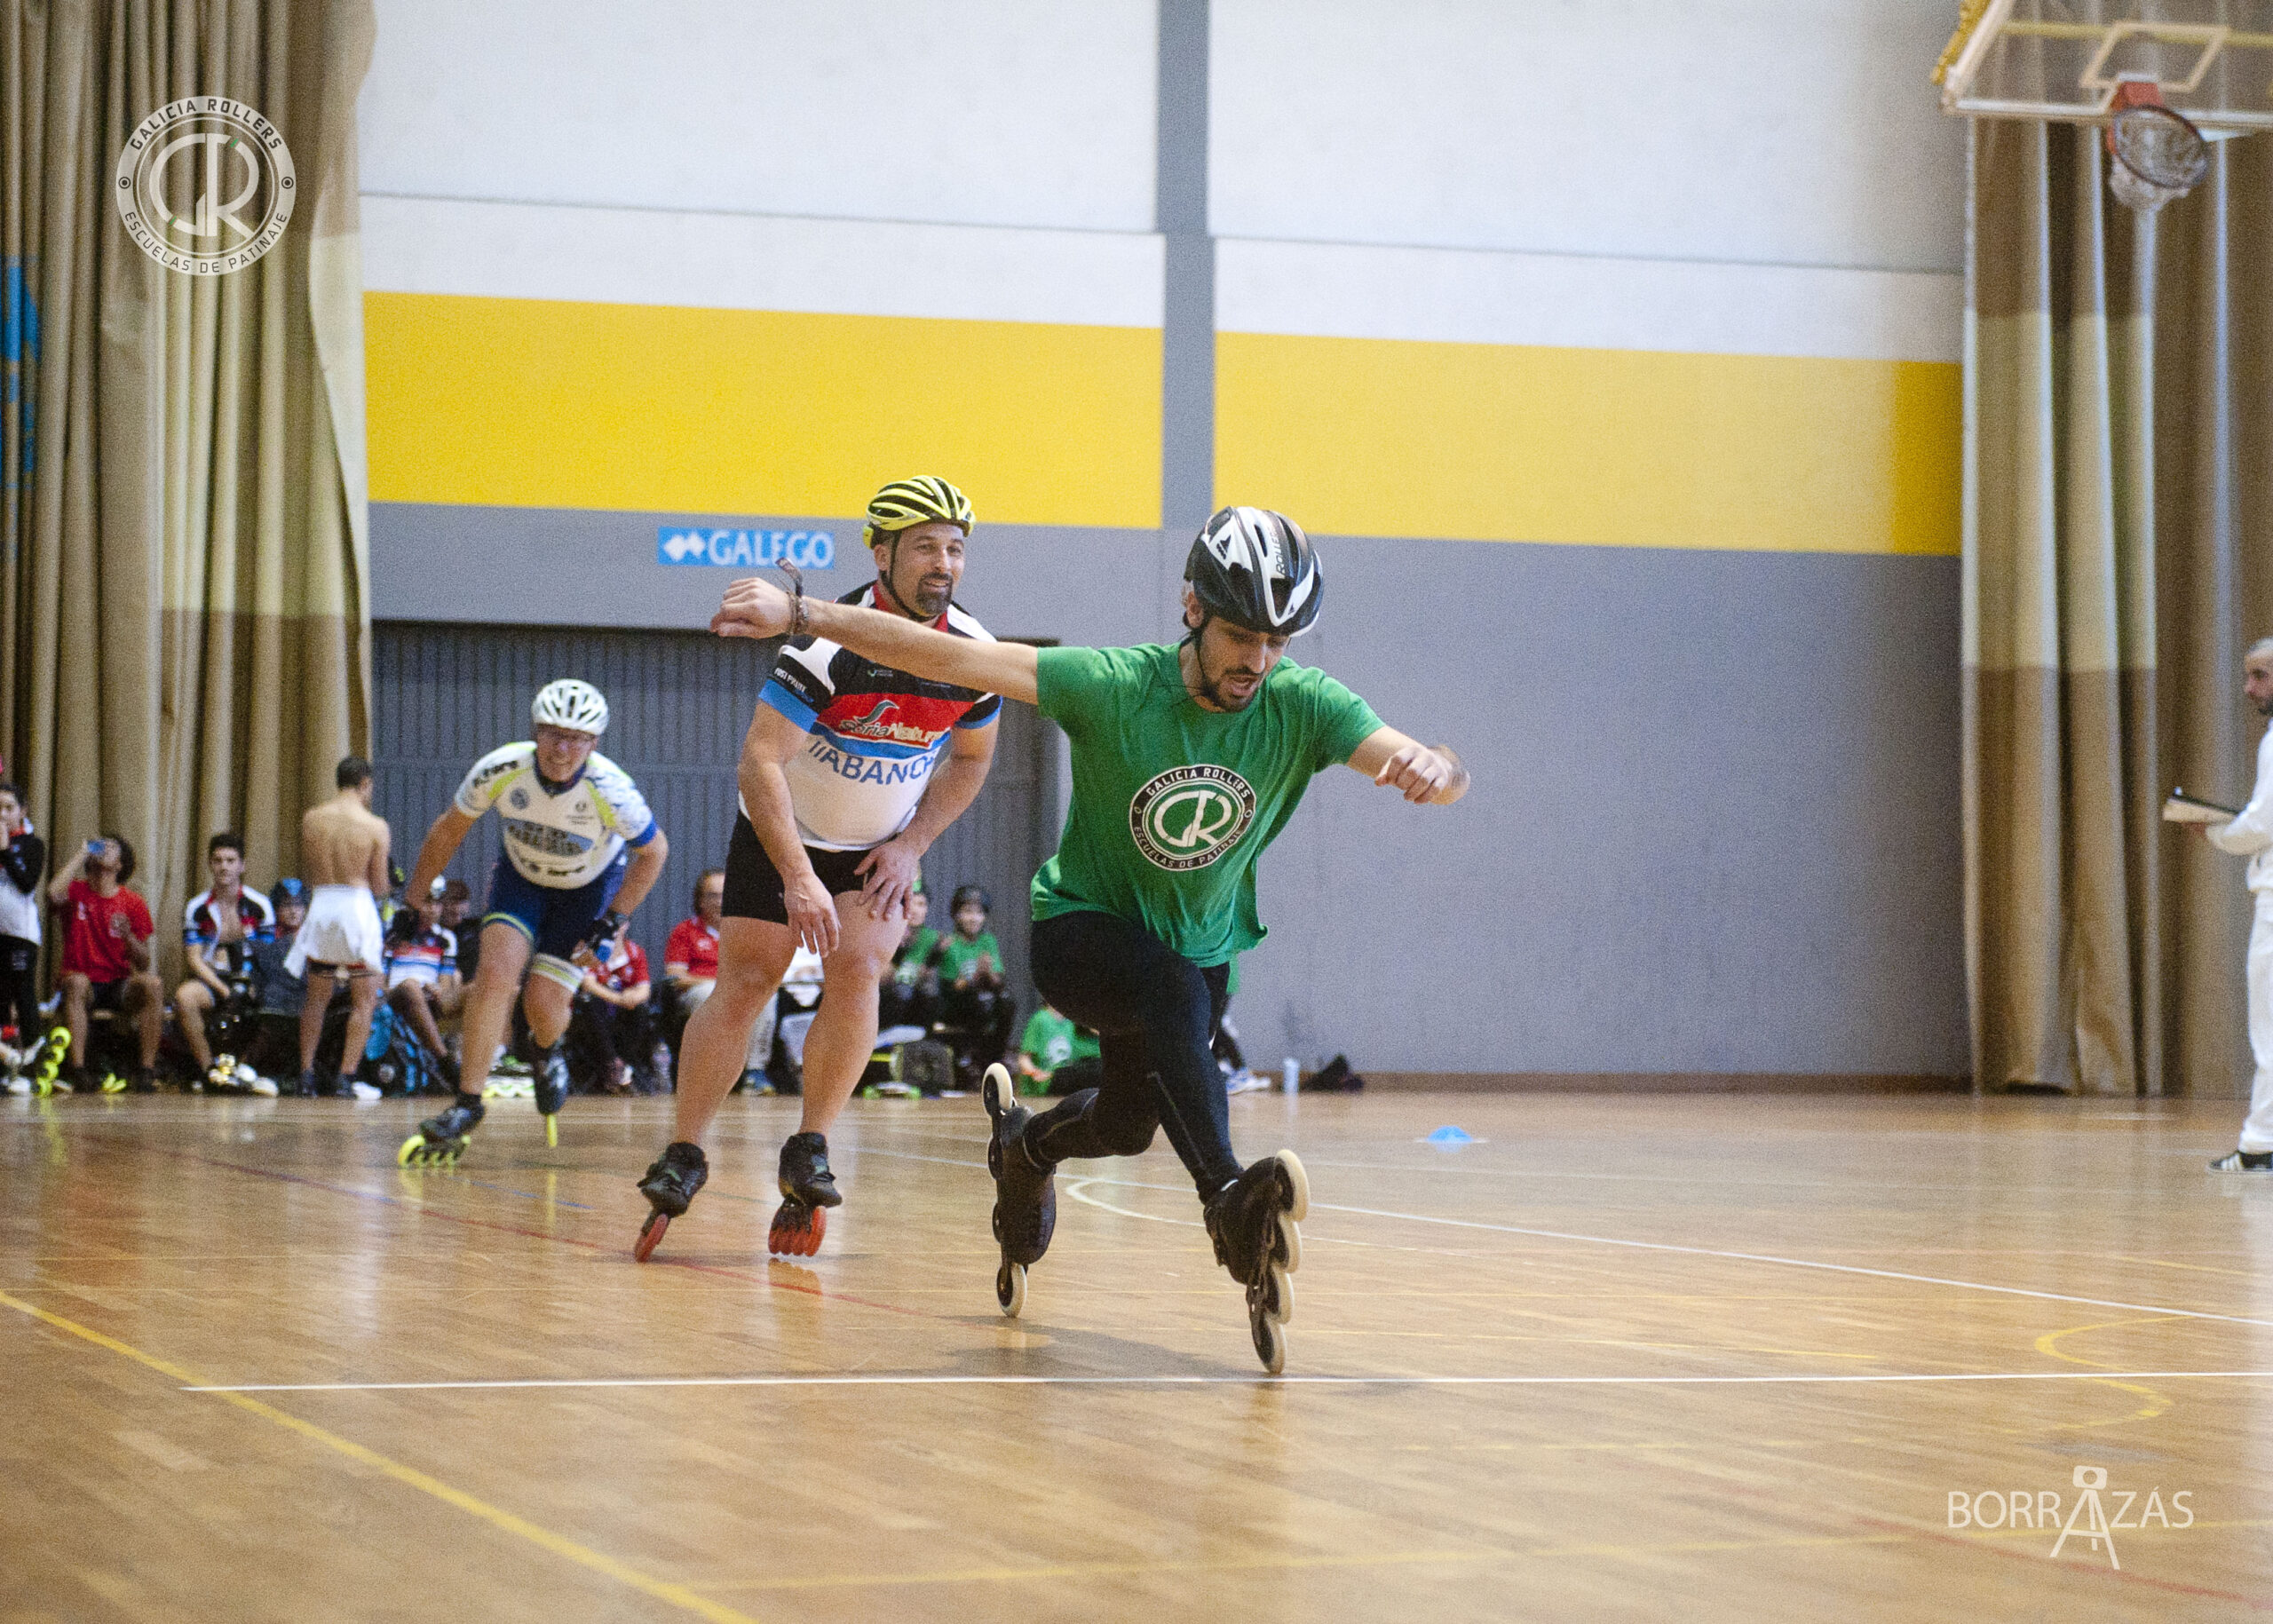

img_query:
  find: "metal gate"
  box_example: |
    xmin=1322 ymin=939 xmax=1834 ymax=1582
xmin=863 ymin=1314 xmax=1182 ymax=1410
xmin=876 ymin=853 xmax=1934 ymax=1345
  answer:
xmin=369 ymin=622 xmax=1057 ymax=1015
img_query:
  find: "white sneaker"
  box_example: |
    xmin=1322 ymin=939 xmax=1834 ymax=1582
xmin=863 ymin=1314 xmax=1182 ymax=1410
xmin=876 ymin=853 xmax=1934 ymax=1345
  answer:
xmin=3 ymin=1076 xmax=28 ymax=1097
xmin=349 ymin=1081 xmax=383 ymax=1102
xmin=1224 ymin=1069 xmax=1270 ymax=1095
xmin=2208 ymin=1150 xmax=2273 ymax=1173
xmin=246 ymin=1073 xmax=280 ymax=1097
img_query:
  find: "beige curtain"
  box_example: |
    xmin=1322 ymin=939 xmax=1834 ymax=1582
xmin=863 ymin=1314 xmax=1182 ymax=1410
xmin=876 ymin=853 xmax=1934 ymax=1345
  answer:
xmin=1966 ymin=119 xmax=2273 ymax=1097
xmin=1 ymin=0 xmax=373 ymax=977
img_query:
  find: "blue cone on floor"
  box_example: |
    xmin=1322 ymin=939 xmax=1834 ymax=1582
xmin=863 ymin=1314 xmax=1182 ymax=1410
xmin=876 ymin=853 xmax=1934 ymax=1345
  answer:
xmin=1425 ymin=1125 xmax=1474 ymax=1145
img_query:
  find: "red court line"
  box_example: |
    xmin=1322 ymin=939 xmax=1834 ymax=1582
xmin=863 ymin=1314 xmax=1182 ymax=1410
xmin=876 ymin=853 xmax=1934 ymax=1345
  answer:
xmin=168 ymin=1152 xmax=938 ymax=1320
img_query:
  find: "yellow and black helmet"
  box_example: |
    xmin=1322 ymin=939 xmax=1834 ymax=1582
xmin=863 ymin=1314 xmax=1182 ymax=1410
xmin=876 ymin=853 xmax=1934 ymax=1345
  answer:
xmin=860 ymin=476 xmax=974 ymax=549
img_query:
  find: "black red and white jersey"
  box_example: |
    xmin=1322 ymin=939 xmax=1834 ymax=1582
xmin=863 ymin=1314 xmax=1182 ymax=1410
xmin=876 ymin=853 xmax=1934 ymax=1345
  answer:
xmin=757 ymin=582 xmax=1002 ymax=852
xmin=184 ymin=886 xmax=275 ymax=966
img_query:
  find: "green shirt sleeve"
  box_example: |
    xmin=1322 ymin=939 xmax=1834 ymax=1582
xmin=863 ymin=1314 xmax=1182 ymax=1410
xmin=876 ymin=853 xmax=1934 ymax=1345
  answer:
xmin=1034 ymin=646 xmax=1121 ymax=736
xmin=1306 ymin=667 xmax=1386 ymax=772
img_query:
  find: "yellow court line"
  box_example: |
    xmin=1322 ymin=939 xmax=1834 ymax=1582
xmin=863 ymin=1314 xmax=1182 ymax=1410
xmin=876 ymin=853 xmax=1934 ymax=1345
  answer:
xmin=703 ymin=1530 xmax=1916 ymax=1594
xmin=2033 ymin=1318 xmax=2182 ymax=1429
xmin=0 ymin=1287 xmax=761 ymax=1624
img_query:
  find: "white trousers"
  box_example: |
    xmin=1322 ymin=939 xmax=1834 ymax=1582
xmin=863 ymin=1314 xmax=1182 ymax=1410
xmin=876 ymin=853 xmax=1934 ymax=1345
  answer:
xmin=2245 ymin=891 xmax=2273 ymax=1153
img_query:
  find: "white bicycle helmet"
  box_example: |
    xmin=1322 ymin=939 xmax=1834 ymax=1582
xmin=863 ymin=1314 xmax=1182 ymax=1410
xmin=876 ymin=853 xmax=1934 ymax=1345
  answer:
xmin=532 ymin=678 xmax=609 ymax=736
xmin=1185 ymin=506 xmax=1323 ymax=636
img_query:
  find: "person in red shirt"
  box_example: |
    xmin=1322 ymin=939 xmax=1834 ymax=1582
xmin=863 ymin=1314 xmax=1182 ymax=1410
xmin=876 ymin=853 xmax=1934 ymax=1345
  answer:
xmin=570 ymin=918 xmax=668 ymax=1093
xmin=46 ymin=835 xmax=162 ymax=1091
xmin=662 ymin=867 xmax=768 ymax=1085
xmin=663 ymin=868 xmax=725 ymax=993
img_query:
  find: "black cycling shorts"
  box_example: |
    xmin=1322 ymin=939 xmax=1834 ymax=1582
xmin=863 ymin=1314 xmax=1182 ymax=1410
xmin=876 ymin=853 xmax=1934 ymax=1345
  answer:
xmin=722 ymin=812 xmax=876 ymax=925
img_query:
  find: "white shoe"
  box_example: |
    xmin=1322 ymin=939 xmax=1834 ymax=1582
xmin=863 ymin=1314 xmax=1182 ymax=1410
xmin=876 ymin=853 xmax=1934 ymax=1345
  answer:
xmin=1224 ymin=1069 xmax=1270 ymax=1095
xmin=3 ymin=1076 xmax=28 ymax=1097
xmin=349 ymin=1081 xmax=383 ymax=1102
xmin=246 ymin=1073 xmax=280 ymax=1097
xmin=2208 ymin=1150 xmax=2273 ymax=1173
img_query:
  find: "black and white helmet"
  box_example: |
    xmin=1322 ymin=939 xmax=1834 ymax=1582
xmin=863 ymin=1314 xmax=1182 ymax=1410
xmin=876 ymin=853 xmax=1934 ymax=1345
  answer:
xmin=532 ymin=678 xmax=609 ymax=736
xmin=1184 ymin=506 xmax=1323 ymax=637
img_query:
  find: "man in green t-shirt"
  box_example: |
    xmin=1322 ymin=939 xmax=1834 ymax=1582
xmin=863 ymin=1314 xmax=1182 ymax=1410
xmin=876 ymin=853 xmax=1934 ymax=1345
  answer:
xmin=713 ymin=505 xmax=1468 ymax=1371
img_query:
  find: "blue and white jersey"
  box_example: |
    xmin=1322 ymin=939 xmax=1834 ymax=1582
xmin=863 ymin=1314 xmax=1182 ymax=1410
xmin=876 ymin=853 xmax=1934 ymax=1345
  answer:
xmin=758 ymin=582 xmax=1001 ymax=852
xmin=455 ymin=743 xmax=658 ymax=890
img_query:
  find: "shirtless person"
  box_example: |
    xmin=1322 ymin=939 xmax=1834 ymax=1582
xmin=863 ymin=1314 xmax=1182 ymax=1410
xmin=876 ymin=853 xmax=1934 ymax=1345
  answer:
xmin=289 ymin=757 xmax=392 ymax=1098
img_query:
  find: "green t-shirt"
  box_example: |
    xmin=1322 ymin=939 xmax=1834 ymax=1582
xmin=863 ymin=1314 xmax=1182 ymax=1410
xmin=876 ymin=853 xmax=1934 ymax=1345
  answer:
xmin=932 ymin=930 xmax=1002 ymax=985
xmin=891 ymin=925 xmax=940 ymax=988
xmin=1019 ymin=1006 xmax=1101 ymax=1071
xmin=1031 ymin=644 xmax=1383 ymax=965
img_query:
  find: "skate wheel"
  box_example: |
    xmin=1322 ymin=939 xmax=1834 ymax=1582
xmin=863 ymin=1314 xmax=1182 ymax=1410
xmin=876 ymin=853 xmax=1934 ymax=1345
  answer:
xmin=982 ymin=1062 xmax=1014 ymax=1121
xmin=544 ymin=1113 xmax=558 ymax=1149
xmin=768 ymin=1202 xmax=826 ymax=1258
xmin=396 ymin=1134 xmax=426 ymax=1167
xmin=1263 ymin=1264 xmax=1294 ymax=1326
xmin=1251 ymin=1308 xmax=1286 ymax=1375
xmin=1272 ymin=1212 xmax=1302 ymax=1275
xmin=1273 ymin=1149 xmax=1310 ymax=1223
xmin=634 ymin=1210 xmax=669 ymax=1263
xmin=997 ymin=1257 xmax=1026 ymax=1318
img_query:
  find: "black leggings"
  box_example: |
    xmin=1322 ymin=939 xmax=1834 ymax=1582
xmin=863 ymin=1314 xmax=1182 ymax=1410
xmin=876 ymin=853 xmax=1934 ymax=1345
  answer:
xmin=0 ymin=935 xmax=38 ymax=1039
xmin=1026 ymin=909 xmax=1238 ymax=1195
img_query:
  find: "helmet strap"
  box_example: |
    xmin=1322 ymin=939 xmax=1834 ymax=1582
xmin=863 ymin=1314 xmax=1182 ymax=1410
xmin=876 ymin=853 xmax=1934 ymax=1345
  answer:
xmin=873 ymin=532 xmax=925 ymax=621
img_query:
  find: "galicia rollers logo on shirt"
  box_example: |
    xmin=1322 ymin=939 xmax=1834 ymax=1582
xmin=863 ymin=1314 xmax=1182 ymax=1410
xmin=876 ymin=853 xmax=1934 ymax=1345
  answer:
xmin=1129 ymin=765 xmax=1256 ymax=871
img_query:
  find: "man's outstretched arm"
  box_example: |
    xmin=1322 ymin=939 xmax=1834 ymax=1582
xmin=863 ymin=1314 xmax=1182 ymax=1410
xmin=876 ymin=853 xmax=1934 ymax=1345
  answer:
xmin=714 ymin=578 xmax=1041 ymax=705
xmin=1346 ymin=727 xmax=1469 ymax=805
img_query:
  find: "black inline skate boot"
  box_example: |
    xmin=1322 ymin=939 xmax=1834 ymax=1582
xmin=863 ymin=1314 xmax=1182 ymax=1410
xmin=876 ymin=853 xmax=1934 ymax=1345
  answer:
xmin=983 ymin=1063 xmax=1056 ymax=1317
xmin=768 ymin=1131 xmax=843 ymax=1257
xmin=634 ymin=1140 xmax=709 ymax=1262
xmin=533 ymin=1042 xmax=569 ymax=1146
xmin=1203 ymin=1150 xmax=1310 ymax=1374
xmin=399 ymin=1095 xmax=485 ymax=1167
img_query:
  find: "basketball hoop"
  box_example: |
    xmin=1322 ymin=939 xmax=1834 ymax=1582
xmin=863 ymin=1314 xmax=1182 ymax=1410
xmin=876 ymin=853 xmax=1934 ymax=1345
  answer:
xmin=2104 ymin=80 xmax=2210 ymax=213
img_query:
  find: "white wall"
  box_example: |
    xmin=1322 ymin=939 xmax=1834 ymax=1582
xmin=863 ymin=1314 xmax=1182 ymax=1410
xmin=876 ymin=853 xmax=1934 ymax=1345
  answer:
xmin=1210 ymin=0 xmax=1966 ymax=274
xmin=360 ymin=0 xmax=1160 ymax=234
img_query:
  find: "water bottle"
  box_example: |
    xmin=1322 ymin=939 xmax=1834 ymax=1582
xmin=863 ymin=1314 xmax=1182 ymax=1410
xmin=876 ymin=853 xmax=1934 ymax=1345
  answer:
xmin=1281 ymin=1057 xmax=1300 ymax=1094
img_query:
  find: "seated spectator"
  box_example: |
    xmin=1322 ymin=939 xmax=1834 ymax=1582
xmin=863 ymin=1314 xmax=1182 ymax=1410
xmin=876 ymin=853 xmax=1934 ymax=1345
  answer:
xmin=383 ymin=887 xmax=463 ymax=1089
xmin=437 ymin=876 xmax=478 ymax=990
xmin=0 ymin=782 xmax=48 ymax=1052
xmin=878 ymin=882 xmax=940 ymax=1035
xmin=569 ymin=919 xmax=669 ymax=1094
xmin=1014 ymin=999 xmax=1103 ymax=1097
xmin=240 ymin=878 xmax=308 ymax=1085
xmin=666 ymin=867 xmax=769 ymax=1082
xmin=932 ymin=883 xmax=1014 ymax=1086
xmin=175 ymin=831 xmax=275 ymax=1083
xmin=47 ymin=836 xmax=162 ymax=1091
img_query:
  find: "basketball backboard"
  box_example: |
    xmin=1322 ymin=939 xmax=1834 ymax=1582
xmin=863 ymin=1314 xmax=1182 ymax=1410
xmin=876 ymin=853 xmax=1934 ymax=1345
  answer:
xmin=1937 ymin=0 xmax=2273 ymax=131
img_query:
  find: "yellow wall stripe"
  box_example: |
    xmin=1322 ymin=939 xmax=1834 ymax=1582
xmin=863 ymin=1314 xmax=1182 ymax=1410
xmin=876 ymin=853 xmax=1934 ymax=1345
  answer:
xmin=1215 ymin=331 xmax=1960 ymax=555
xmin=365 ymin=293 xmax=1162 ymax=528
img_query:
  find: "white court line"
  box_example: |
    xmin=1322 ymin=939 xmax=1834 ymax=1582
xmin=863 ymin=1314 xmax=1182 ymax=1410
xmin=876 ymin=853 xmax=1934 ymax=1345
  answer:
xmin=184 ymin=1371 xmax=2273 ymax=1394
xmin=859 ymin=1149 xmax=2273 ymax=1331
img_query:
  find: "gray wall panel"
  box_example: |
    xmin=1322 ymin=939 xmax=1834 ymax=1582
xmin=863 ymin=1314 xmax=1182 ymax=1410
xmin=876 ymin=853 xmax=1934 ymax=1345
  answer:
xmin=1236 ymin=539 xmax=1966 ymax=1077
xmin=368 ymin=521 xmax=1966 ymax=1079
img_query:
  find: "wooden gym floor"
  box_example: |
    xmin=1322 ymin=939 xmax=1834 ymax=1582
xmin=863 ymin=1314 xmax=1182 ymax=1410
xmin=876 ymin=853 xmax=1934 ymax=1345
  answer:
xmin=3 ymin=1090 xmax=2269 ymax=1621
